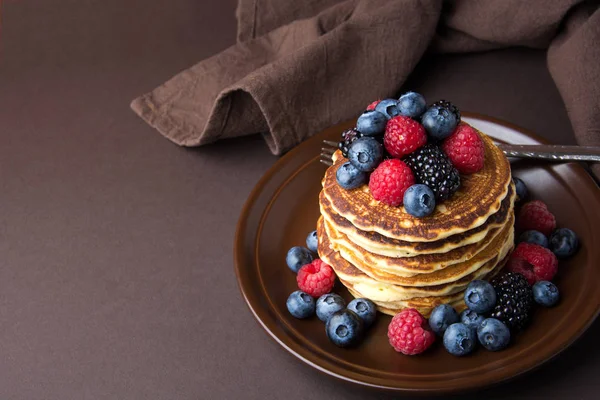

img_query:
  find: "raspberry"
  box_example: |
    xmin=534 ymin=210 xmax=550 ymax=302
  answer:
xmin=518 ymin=200 xmax=556 ymax=236
xmin=384 ymin=116 xmax=427 ymax=158
xmin=526 ymin=200 xmax=547 ymax=208
xmin=504 ymin=257 xmax=536 ymax=284
xmin=296 ymin=259 xmax=336 ymax=298
xmin=507 ymin=243 xmax=558 ymax=285
xmin=387 ymin=308 xmax=435 ymax=355
xmin=369 ymin=159 xmax=415 ymax=206
xmin=441 ymin=123 xmax=485 ymax=174
xmin=366 ymin=100 xmax=381 ymax=111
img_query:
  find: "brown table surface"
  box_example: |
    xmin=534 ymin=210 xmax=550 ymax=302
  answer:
xmin=1 ymin=1 xmax=598 ymax=399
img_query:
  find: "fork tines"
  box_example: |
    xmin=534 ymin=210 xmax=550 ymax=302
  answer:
xmin=320 ymin=140 xmax=339 ymax=166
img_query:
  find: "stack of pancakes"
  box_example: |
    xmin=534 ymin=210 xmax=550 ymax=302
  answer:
xmin=317 ymin=127 xmax=515 ymax=317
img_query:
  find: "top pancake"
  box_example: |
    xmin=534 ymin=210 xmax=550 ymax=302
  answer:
xmin=321 ymin=127 xmax=512 ymax=242
xmin=321 ymin=183 xmax=514 ymax=258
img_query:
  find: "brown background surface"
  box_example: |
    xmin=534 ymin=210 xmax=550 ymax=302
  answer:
xmin=0 ymin=1 xmax=598 ymax=399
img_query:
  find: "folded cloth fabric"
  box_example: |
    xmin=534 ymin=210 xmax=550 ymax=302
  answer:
xmin=131 ymin=0 xmax=599 ymax=174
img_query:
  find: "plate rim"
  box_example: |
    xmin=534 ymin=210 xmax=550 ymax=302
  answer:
xmin=234 ymin=112 xmax=600 ymax=393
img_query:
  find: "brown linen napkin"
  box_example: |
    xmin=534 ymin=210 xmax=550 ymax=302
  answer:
xmin=131 ymin=0 xmax=599 ymax=174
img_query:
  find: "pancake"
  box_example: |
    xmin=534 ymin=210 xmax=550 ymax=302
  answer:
xmin=320 ymin=183 xmax=514 ymax=258
xmin=327 ymin=222 xmax=502 ymax=277
xmin=317 ymin=217 xmax=514 ymax=300
xmin=345 ymin=285 xmax=467 ymax=318
xmin=343 ymin=255 xmax=509 ymax=318
xmin=321 ymin=128 xmax=512 ymax=242
xmin=324 ymin=214 xmax=514 ymax=287
xmin=340 ymin=256 xmax=509 ymax=316
xmin=323 ymin=186 xmax=515 ymax=276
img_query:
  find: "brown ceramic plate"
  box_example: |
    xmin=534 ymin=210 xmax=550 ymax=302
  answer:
xmin=234 ymin=112 xmax=600 ymax=394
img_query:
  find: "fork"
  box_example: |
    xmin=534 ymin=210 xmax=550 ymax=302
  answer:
xmin=320 ymin=140 xmax=600 ymax=166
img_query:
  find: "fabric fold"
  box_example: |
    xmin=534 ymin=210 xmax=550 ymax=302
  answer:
xmin=131 ymin=0 xmax=599 ymax=175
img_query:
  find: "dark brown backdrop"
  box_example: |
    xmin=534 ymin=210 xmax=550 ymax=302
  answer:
xmin=0 ymin=1 xmax=598 ymax=399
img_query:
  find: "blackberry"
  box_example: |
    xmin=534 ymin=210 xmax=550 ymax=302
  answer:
xmin=370 ymin=133 xmax=384 ymax=146
xmin=431 ymin=100 xmax=460 ymax=121
xmin=338 ymin=128 xmax=361 ymax=157
xmin=490 ymin=272 xmax=533 ymax=332
xmin=403 ymin=144 xmax=460 ymax=201
xmin=338 ymin=128 xmax=384 ymax=158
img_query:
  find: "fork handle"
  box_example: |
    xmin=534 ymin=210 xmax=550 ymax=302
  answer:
xmin=498 ymin=144 xmax=600 ymax=162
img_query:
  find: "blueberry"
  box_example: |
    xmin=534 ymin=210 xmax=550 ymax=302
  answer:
xmin=397 ymin=92 xmax=427 ymax=118
xmin=549 ymin=228 xmax=579 ymax=258
xmin=403 ymin=184 xmax=436 ymax=218
xmin=464 ymin=280 xmax=497 ymax=314
xmin=326 ymin=310 xmax=364 ymax=348
xmin=513 ymin=177 xmax=529 ymax=202
xmin=316 ymin=294 xmax=346 ymax=322
xmin=460 ymin=309 xmax=485 ymax=334
xmin=348 ymin=137 xmax=383 ymax=172
xmin=421 ymin=105 xmax=458 ymax=140
xmin=518 ymin=230 xmax=549 ymax=248
xmin=306 ymin=230 xmax=318 ymax=252
xmin=443 ymin=323 xmax=476 ymax=356
xmin=336 ymin=162 xmax=368 ymax=190
xmin=286 ymin=290 xmax=316 ymax=319
xmin=374 ymin=98 xmax=400 ymax=120
xmin=356 ymin=110 xmax=387 ymax=136
xmin=285 ymin=246 xmax=313 ymax=273
xmin=477 ymin=318 xmax=511 ymax=351
xmin=533 ymin=281 xmax=560 ymax=307
xmin=429 ymin=304 xmax=459 ymax=336
xmin=347 ymin=298 xmax=377 ymax=328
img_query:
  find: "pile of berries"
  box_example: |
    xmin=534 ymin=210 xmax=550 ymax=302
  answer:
xmin=335 ymin=92 xmax=487 ymax=218
xmin=389 ymin=270 xmax=558 ymax=357
xmin=511 ymin=179 xmax=579 ymax=281
xmin=285 ymin=230 xmax=378 ymax=348
xmin=387 ymin=179 xmax=580 ymax=356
